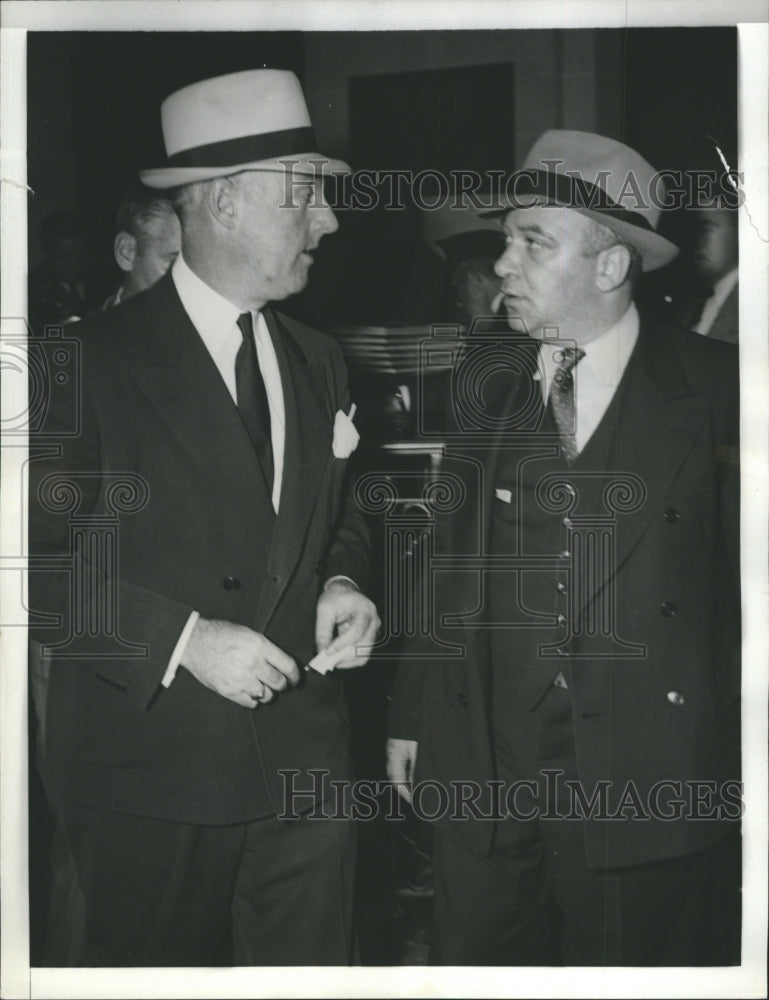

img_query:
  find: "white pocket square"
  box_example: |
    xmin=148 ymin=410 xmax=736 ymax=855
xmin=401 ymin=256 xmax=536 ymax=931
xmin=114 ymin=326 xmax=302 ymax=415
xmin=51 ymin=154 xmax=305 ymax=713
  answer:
xmin=332 ymin=405 xmax=360 ymax=459
xmin=495 ymin=488 xmax=512 ymax=503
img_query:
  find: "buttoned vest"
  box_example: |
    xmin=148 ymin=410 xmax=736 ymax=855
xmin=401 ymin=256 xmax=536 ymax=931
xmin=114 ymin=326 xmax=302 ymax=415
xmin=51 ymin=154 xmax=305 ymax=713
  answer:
xmin=489 ymin=382 xmax=622 ymax=716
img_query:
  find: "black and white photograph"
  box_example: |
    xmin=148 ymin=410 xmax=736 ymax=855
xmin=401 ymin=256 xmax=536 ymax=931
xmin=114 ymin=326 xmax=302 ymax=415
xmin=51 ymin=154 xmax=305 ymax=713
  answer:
xmin=1 ymin=1 xmax=767 ymax=998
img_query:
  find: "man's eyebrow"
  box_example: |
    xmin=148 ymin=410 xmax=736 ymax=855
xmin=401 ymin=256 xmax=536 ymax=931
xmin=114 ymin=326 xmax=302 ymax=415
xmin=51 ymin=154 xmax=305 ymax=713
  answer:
xmin=515 ymin=223 xmax=556 ymax=239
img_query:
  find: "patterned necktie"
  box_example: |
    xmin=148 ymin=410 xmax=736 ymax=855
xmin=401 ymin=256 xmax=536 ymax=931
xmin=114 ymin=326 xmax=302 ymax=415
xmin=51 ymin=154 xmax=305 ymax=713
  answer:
xmin=235 ymin=312 xmax=274 ymax=492
xmin=548 ymin=346 xmax=585 ymax=464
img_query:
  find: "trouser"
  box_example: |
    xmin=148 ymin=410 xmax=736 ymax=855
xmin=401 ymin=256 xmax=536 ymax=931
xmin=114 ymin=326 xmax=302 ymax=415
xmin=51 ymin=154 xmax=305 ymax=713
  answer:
xmin=431 ymin=686 xmax=742 ymax=966
xmin=55 ymin=798 xmax=357 ymax=967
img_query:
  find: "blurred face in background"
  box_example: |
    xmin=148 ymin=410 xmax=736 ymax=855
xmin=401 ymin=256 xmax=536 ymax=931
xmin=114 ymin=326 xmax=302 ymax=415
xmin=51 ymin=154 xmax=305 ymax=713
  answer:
xmin=46 ymin=234 xmax=88 ymax=285
xmin=115 ymin=209 xmax=181 ymax=299
xmin=691 ymin=208 xmax=738 ymax=284
xmin=451 ymin=256 xmax=503 ymax=326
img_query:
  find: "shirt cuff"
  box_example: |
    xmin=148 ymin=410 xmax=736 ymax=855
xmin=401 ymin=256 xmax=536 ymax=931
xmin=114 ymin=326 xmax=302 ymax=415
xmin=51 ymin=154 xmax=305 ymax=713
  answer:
xmin=324 ymin=575 xmax=359 ymax=592
xmin=161 ymin=610 xmax=200 ymax=689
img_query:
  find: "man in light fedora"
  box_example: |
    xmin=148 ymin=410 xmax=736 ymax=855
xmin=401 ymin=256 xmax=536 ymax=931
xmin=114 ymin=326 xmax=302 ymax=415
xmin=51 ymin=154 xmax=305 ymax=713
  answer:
xmin=30 ymin=68 xmax=379 ymax=966
xmin=387 ymin=130 xmax=741 ymax=965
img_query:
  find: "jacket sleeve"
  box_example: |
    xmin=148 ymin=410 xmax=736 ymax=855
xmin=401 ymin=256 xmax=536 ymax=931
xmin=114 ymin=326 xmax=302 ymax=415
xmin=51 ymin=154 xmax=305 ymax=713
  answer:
xmin=320 ymin=336 xmax=372 ymax=596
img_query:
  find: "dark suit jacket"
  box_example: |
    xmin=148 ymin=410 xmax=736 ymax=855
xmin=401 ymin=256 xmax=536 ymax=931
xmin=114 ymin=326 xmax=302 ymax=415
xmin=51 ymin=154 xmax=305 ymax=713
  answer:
xmin=389 ymin=316 xmax=740 ymax=869
xmin=707 ymin=283 xmax=739 ymax=344
xmin=29 ymin=272 xmax=369 ymax=825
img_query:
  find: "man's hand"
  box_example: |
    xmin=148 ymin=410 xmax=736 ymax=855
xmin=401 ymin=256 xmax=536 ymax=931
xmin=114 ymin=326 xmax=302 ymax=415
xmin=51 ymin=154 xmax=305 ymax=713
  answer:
xmin=314 ymin=578 xmax=380 ymax=669
xmin=386 ymin=738 xmax=418 ymax=803
xmin=181 ymin=618 xmax=300 ymax=709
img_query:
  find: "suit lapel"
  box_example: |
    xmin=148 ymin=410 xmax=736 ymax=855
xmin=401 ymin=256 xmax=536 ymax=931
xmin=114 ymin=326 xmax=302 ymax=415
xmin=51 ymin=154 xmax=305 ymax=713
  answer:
xmin=451 ymin=321 xmax=711 ymax=626
xmin=576 ymin=320 xmax=710 ymax=614
xmin=449 ymin=341 xmax=541 ymax=617
xmin=254 ymin=308 xmax=333 ymax=629
xmin=129 ymin=275 xmax=267 ymax=500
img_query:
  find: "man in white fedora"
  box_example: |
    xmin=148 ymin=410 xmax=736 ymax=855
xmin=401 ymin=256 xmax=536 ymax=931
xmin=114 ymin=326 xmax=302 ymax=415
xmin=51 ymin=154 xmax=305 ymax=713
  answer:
xmin=388 ymin=130 xmax=741 ymax=964
xmin=30 ymin=68 xmax=378 ymax=966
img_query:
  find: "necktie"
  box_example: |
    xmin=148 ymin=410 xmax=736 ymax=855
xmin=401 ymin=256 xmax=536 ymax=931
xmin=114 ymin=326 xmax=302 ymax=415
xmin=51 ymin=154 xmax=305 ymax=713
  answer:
xmin=548 ymin=345 xmax=585 ymax=464
xmin=235 ymin=312 xmax=274 ymax=492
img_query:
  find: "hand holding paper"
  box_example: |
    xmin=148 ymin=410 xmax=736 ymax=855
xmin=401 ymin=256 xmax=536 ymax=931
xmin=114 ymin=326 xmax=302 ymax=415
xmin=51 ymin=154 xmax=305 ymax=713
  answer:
xmin=310 ymin=577 xmax=380 ymax=673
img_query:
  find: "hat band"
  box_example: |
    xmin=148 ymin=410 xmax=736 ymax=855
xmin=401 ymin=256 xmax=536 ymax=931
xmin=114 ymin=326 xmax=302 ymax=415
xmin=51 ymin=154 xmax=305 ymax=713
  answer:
xmin=512 ymin=168 xmax=654 ymax=233
xmin=166 ymin=126 xmax=319 ymax=168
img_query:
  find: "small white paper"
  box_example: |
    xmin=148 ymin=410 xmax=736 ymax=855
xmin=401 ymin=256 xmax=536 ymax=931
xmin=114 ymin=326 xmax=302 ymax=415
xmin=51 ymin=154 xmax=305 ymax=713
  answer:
xmin=307 ymin=644 xmax=357 ymax=675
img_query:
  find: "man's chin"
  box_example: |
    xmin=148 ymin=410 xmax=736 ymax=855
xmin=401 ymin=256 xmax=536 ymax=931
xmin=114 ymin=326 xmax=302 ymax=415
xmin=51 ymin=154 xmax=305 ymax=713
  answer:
xmin=504 ymin=311 xmax=536 ymax=335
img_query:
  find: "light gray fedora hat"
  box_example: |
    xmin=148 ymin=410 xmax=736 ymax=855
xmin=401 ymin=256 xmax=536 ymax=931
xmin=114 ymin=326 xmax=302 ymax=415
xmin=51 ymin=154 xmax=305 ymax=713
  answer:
xmin=482 ymin=129 xmax=678 ymax=271
xmin=140 ymin=69 xmax=349 ymax=189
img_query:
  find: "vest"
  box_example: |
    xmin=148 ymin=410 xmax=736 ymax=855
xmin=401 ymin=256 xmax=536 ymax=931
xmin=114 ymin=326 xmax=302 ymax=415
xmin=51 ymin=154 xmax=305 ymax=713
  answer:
xmin=490 ymin=382 xmax=622 ymax=725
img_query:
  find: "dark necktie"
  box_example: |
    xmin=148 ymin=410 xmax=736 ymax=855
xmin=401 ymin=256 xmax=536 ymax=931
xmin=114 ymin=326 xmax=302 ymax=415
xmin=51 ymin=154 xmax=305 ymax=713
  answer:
xmin=235 ymin=312 xmax=274 ymax=492
xmin=547 ymin=345 xmax=585 ymax=464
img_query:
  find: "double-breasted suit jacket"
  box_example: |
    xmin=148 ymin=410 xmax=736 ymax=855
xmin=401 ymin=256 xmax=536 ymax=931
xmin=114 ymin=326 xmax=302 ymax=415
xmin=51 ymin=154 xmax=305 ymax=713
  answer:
xmin=30 ymin=272 xmax=369 ymax=825
xmin=389 ymin=317 xmax=740 ymax=869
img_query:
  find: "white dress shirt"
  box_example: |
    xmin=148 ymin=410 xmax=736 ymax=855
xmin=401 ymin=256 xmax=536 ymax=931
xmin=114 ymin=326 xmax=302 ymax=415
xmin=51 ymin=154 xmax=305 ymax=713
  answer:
xmin=693 ymin=266 xmax=738 ymax=336
xmin=535 ymin=303 xmax=640 ymax=456
xmin=172 ymin=254 xmax=286 ymax=511
xmin=162 ymin=255 xmax=287 ymax=686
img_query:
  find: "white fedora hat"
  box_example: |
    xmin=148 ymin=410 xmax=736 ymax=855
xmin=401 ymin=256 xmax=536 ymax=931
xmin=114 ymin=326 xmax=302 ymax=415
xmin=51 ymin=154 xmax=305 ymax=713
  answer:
xmin=482 ymin=130 xmax=678 ymax=271
xmin=140 ymin=69 xmax=349 ymax=189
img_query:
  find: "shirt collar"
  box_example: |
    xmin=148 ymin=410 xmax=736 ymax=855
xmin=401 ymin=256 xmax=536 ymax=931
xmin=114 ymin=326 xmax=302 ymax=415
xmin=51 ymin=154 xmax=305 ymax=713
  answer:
xmin=538 ymin=303 xmax=640 ymax=389
xmin=711 ymin=266 xmax=739 ymax=306
xmin=171 ymin=254 xmax=242 ymax=343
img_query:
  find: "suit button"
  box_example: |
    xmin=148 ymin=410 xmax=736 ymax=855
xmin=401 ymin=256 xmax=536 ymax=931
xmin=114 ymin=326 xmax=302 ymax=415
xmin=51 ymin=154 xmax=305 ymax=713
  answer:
xmin=660 ymin=601 xmax=678 ymax=617
xmin=667 ymin=690 xmax=685 ymax=706
xmin=223 ymin=576 xmax=241 ymax=591
xmin=663 ymin=507 xmax=680 ymax=523
xmin=457 ymin=691 xmax=469 ymax=707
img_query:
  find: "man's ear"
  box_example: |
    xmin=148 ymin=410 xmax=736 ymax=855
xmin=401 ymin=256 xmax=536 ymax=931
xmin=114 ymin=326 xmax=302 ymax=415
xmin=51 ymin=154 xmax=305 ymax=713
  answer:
xmin=595 ymin=243 xmax=631 ymax=292
xmin=205 ymin=177 xmax=240 ymax=231
xmin=113 ymin=231 xmax=137 ymax=273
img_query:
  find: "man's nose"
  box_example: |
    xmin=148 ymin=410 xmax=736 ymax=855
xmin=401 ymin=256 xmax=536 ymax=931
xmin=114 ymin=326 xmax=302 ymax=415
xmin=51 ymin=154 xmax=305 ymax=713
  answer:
xmin=315 ymin=204 xmax=339 ymax=237
xmin=494 ymin=243 xmax=518 ymax=278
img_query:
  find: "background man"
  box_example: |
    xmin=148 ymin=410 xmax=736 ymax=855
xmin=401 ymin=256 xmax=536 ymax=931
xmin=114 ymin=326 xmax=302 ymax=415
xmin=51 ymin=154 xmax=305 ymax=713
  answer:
xmin=103 ymin=186 xmax=182 ymax=306
xmin=420 ymin=199 xmax=504 ymax=326
xmin=640 ymin=203 xmax=739 ymax=343
xmin=687 ymin=203 xmax=739 ymax=341
xmin=387 ymin=130 xmax=741 ymax=966
xmin=30 ymin=68 xmax=378 ymax=967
